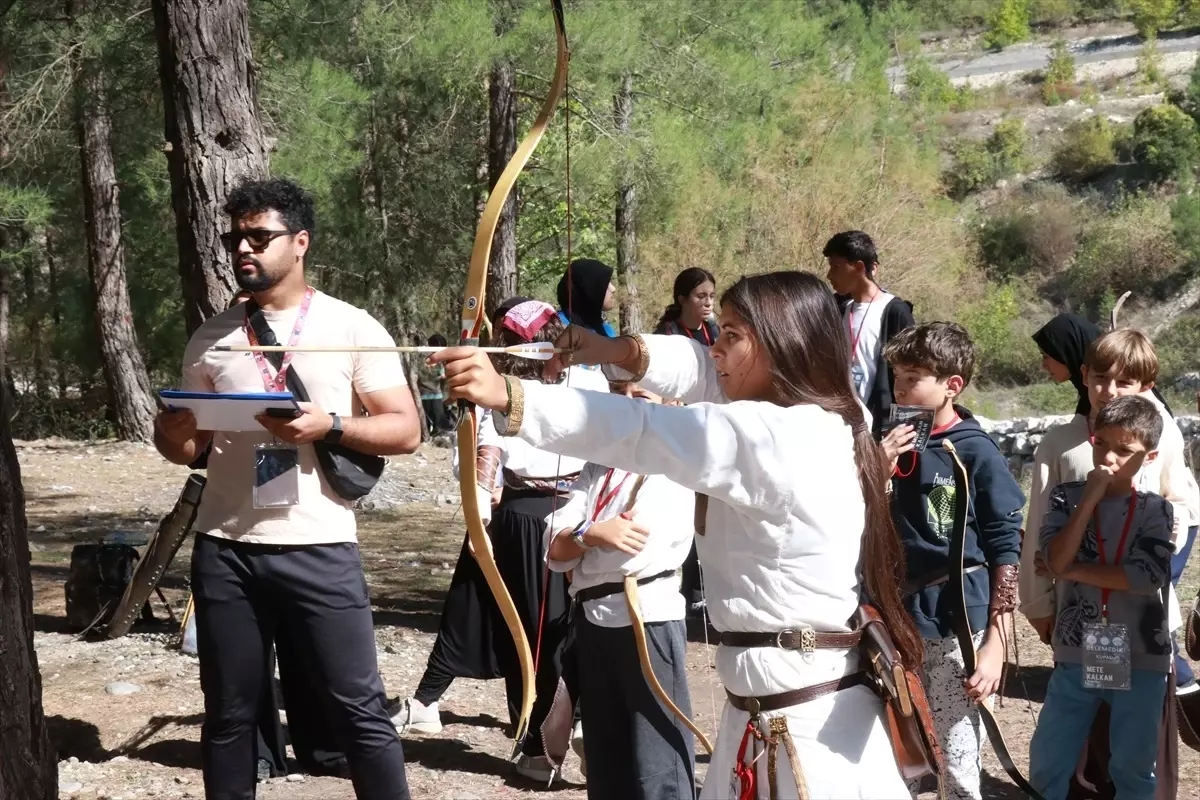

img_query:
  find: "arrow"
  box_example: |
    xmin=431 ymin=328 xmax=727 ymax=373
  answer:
xmin=212 ymin=341 xmax=564 ymax=360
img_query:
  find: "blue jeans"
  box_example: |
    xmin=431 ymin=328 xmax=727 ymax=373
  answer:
xmin=1030 ymin=663 xmax=1166 ymax=800
xmin=1172 ymin=525 xmax=1197 ymax=685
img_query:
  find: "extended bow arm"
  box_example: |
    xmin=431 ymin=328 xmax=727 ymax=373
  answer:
xmin=457 ymin=0 xmax=570 ymax=753
xmin=942 ymin=440 xmax=1045 ymax=800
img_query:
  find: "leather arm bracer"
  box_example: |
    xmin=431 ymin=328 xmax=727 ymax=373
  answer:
xmin=989 ymin=563 xmax=1020 ymax=617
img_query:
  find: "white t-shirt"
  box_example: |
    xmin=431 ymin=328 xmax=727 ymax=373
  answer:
xmin=544 ymin=464 xmax=694 ymax=628
xmin=181 ymin=291 xmax=406 ymax=545
xmin=843 ymin=292 xmax=894 ymax=403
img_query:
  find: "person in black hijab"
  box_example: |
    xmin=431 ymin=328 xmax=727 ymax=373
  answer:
xmin=556 ymin=259 xmax=617 ymax=336
xmin=1033 ymin=312 xmax=1173 ymax=417
xmin=1032 ymin=313 xmax=1101 ymax=418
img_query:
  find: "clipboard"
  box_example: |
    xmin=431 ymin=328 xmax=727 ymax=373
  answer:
xmin=159 ymin=390 xmax=300 ymax=433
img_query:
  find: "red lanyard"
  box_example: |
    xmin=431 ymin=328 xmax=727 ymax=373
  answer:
xmin=1093 ymin=491 xmax=1137 ymax=622
xmin=847 ymin=293 xmax=877 ymax=362
xmin=682 ymin=323 xmax=712 ymax=346
xmin=592 ymin=469 xmax=631 ymax=521
xmin=893 ymin=414 xmax=960 ymax=478
xmin=244 ymin=286 xmax=315 ymax=393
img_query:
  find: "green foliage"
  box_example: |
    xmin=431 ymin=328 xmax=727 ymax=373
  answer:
xmin=1154 ymin=312 xmax=1200 ymax=383
xmin=977 ymin=184 xmax=1082 ymax=278
xmin=983 ymin=0 xmax=1032 ymax=50
xmin=1063 ymin=194 xmax=1185 ymax=307
xmin=1137 ymin=37 xmax=1166 ymax=89
xmin=1171 ymin=191 xmax=1200 ymax=261
xmin=946 ymin=119 xmax=1029 ymax=197
xmin=1052 ymin=116 xmax=1117 ymax=180
xmin=1133 ymin=104 xmax=1200 ymax=181
xmin=1042 ymin=39 xmax=1077 ymax=105
xmin=1129 ymin=0 xmax=1179 ymax=38
xmin=1171 ymin=53 xmax=1200 ymax=126
xmin=905 ymin=56 xmax=958 ymax=111
xmin=958 ymin=282 xmax=1041 ymax=383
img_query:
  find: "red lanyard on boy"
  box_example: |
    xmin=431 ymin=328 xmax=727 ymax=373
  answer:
xmin=243 ymin=286 xmax=315 ymax=392
xmin=592 ymin=468 xmax=631 ymax=521
xmin=1093 ymin=491 xmax=1137 ymax=624
xmin=894 ymin=414 xmax=961 ymax=478
xmin=847 ymin=292 xmax=877 ymax=361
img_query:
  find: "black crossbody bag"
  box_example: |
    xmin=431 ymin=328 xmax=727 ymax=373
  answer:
xmin=244 ymin=300 xmax=385 ymax=501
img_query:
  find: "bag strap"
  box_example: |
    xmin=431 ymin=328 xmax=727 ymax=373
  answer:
xmin=244 ymin=300 xmax=312 ymax=403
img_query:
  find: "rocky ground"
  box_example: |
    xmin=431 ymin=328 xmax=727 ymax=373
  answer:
xmin=15 ymin=437 xmax=1200 ymax=799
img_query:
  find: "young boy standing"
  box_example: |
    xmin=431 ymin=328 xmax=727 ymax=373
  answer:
xmin=824 ymin=230 xmax=915 ymax=435
xmin=881 ymin=322 xmax=1023 ymax=800
xmin=1030 ymin=395 xmax=1174 ymax=800
xmin=545 ymin=381 xmax=697 ymax=800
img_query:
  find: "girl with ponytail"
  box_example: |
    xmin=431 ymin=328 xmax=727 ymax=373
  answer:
xmin=433 ymin=271 xmax=920 ymax=798
xmin=654 ymin=267 xmax=718 ymax=346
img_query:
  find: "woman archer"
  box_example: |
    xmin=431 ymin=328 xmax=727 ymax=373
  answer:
xmin=431 ymin=271 xmax=921 ymax=798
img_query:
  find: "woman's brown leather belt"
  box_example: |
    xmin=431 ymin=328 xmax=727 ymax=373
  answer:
xmin=725 ymin=672 xmax=871 ymax=715
xmin=716 ymin=629 xmax=862 ymax=652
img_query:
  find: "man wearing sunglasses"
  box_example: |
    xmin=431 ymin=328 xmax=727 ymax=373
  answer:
xmin=154 ymin=178 xmax=419 ymax=800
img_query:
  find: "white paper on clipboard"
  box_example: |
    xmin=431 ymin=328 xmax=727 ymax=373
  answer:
xmin=159 ymin=390 xmax=300 ymax=433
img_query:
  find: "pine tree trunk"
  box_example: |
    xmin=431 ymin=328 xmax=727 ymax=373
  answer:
xmin=614 ymin=71 xmax=641 ymax=334
xmin=152 ymin=0 xmax=269 ymax=335
xmin=0 ymin=250 xmax=10 ymax=400
xmin=0 ymin=390 xmax=56 ymax=798
xmin=75 ymin=57 xmax=155 ymax=442
xmin=22 ymin=248 xmax=47 ymax=399
xmin=484 ymin=58 xmax=518 ymax=321
xmin=44 ymin=232 xmax=67 ymax=398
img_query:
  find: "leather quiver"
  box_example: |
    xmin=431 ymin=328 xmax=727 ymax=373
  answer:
xmin=852 ymin=605 xmax=945 ymax=786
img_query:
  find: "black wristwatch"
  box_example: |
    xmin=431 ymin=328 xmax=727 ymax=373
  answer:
xmin=325 ymin=414 xmax=344 ymax=444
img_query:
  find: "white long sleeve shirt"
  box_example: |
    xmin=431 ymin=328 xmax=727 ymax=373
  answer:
xmin=544 ymin=464 xmax=694 ymax=628
xmin=497 ymin=334 xmax=868 ymax=697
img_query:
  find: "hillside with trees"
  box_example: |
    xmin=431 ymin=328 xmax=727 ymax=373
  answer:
xmin=3 ymin=0 xmax=1200 ymax=441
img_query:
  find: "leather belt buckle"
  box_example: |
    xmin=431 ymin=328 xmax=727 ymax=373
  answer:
xmin=745 ymin=696 xmax=761 ymax=717
xmin=776 ymin=627 xmax=816 ymax=653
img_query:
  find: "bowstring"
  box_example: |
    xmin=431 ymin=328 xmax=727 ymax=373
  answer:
xmin=531 ymin=25 xmax=573 ymax=755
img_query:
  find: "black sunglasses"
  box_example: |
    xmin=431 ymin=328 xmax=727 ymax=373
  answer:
xmin=220 ymin=228 xmax=296 ymax=253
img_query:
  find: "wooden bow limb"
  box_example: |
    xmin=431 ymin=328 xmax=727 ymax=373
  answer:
xmin=625 ymin=575 xmax=715 ymax=755
xmin=1110 ymin=290 xmax=1131 ymax=330
xmin=942 ymin=440 xmax=1045 ymax=800
xmin=457 ymin=0 xmax=570 ymax=753
xmin=618 ymin=474 xmax=714 ymax=755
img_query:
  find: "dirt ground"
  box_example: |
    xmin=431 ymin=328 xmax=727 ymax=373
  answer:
xmin=16 ymin=438 xmax=1200 ymax=799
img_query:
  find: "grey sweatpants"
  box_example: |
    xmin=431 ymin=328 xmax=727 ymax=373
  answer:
xmin=575 ymin=615 xmax=696 ymax=800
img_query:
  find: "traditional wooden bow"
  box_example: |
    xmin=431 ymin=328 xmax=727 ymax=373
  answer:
xmin=457 ymin=0 xmax=569 ymax=753
xmin=619 ymin=475 xmax=715 ymax=754
xmin=942 ymin=440 xmax=1045 ymax=800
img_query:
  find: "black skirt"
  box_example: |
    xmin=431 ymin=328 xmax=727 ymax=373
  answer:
xmin=423 ymin=489 xmax=573 ymax=745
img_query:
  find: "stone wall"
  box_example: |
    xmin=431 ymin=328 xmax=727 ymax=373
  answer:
xmin=979 ymin=415 xmax=1200 ymax=482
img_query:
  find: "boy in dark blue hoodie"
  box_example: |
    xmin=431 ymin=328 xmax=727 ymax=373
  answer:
xmin=880 ymin=322 xmax=1024 ymax=800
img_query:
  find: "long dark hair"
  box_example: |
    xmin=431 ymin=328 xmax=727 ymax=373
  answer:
xmin=655 ymin=267 xmax=716 ymax=331
xmin=721 ymin=271 xmax=923 ymax=668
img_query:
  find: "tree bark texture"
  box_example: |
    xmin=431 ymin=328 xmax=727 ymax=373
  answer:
xmin=152 ymin=0 xmax=269 ymax=335
xmin=613 ymin=72 xmax=641 ymax=334
xmin=0 ymin=251 xmax=10 ymax=394
xmin=0 ymin=389 xmax=56 ymax=799
xmin=484 ymin=59 xmax=518 ymax=322
xmin=76 ymin=60 xmax=155 ymax=442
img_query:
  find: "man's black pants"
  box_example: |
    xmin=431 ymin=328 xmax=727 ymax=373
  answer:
xmin=192 ymin=534 xmax=409 ymax=800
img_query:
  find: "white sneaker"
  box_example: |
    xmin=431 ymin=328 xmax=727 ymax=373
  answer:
xmin=514 ymin=754 xmax=556 ymax=783
xmin=391 ymin=697 xmax=442 ymax=734
xmin=571 ymin=721 xmax=586 ymax=778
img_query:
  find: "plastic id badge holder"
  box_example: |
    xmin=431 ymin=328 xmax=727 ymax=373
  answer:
xmin=254 ymin=444 xmax=300 ymax=509
xmin=1081 ymin=623 xmax=1132 ymax=690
